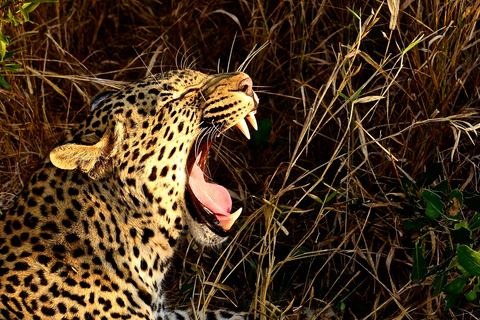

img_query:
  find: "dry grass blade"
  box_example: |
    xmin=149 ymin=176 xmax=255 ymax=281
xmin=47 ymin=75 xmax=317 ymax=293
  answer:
xmin=2 ymin=0 xmax=480 ymax=319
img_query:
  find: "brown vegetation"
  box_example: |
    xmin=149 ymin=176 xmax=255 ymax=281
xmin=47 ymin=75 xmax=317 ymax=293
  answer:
xmin=1 ymin=0 xmax=480 ymax=318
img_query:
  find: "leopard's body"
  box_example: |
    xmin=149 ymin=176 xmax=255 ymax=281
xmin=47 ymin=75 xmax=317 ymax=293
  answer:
xmin=0 ymin=69 xmax=258 ymax=320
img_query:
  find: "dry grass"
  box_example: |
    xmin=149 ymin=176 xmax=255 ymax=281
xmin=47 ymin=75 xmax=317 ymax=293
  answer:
xmin=2 ymin=0 xmax=480 ymax=319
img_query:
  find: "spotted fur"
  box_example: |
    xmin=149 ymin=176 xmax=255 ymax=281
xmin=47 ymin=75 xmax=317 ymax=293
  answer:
xmin=0 ymin=69 xmax=258 ymax=320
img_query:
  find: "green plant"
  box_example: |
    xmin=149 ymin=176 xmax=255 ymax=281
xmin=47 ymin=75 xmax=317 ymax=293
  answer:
xmin=403 ymin=164 xmax=480 ymax=310
xmin=0 ymin=0 xmax=56 ymax=89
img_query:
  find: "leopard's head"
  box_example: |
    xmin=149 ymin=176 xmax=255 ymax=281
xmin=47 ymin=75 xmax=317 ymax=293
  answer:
xmin=49 ymin=69 xmax=258 ymax=246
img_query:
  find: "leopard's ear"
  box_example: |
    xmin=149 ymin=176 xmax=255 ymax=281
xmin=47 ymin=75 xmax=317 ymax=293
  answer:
xmin=50 ymin=119 xmax=125 ymax=179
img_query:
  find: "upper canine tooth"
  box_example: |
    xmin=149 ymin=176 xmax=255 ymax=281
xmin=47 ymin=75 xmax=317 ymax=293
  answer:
xmin=253 ymin=92 xmax=259 ymax=105
xmin=235 ymin=118 xmax=250 ymax=139
xmin=246 ymin=112 xmax=258 ymax=130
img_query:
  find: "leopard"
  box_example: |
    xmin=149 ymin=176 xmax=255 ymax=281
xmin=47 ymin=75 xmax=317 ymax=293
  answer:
xmin=0 ymin=68 xmax=259 ymax=320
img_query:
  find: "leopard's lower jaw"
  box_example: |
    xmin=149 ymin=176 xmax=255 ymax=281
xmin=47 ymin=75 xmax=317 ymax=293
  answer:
xmin=184 ymin=209 xmax=230 ymax=246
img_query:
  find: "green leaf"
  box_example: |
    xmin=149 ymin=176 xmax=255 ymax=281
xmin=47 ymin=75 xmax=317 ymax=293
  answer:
xmin=469 ymin=213 xmax=480 ymax=231
xmin=443 ymin=273 xmax=470 ymax=310
xmin=457 ymin=245 xmax=480 ymax=276
xmin=444 ymin=293 xmax=461 ymax=311
xmin=252 ymin=118 xmax=271 ymax=145
xmin=0 ymin=74 xmax=10 ymax=90
xmin=432 ymin=273 xmax=447 ymax=297
xmin=425 ymin=255 xmax=455 ymax=279
xmin=3 ymin=49 xmax=21 ymax=60
xmin=18 ymin=6 xmax=29 ymax=22
xmin=402 ymin=33 xmax=424 ymax=56
xmin=465 ymin=290 xmax=477 ymax=301
xmin=351 ymin=86 xmax=364 ymax=101
xmin=401 ymin=176 xmax=420 ymax=200
xmin=432 ymin=180 xmax=449 ymax=193
xmin=346 ymin=6 xmax=361 ymax=20
xmin=411 ymin=242 xmax=427 ymax=282
xmin=444 ymin=274 xmax=469 ymax=295
xmin=473 ymin=279 xmax=480 ymax=295
xmin=0 ymin=41 xmax=6 ymax=61
xmin=7 ymin=9 xmax=20 ymax=26
xmin=422 ymin=189 xmax=445 ymax=218
xmin=22 ymin=2 xmax=40 ymax=14
xmin=337 ymin=90 xmax=349 ymax=101
xmin=323 ymin=190 xmax=338 ymax=205
xmin=179 ymin=282 xmax=194 ymax=296
xmin=454 ymin=221 xmax=469 ymax=230
xmin=3 ymin=63 xmax=19 ymax=72
xmin=0 ymin=30 xmax=7 ymax=61
xmin=449 ymin=189 xmax=464 ymax=204
xmin=0 ymin=30 xmax=8 ymax=43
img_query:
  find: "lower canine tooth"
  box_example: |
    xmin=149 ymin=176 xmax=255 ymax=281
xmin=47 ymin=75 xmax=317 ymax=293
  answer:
xmin=219 ymin=207 xmax=243 ymax=230
xmin=235 ymin=118 xmax=250 ymax=139
xmin=246 ymin=112 xmax=258 ymax=130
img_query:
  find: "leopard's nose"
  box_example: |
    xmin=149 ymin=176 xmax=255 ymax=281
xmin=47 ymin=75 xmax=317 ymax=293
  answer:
xmin=238 ymin=77 xmax=253 ymax=96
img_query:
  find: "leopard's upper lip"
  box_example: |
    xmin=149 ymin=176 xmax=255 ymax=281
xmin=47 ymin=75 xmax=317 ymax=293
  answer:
xmin=185 ymin=112 xmax=257 ymax=236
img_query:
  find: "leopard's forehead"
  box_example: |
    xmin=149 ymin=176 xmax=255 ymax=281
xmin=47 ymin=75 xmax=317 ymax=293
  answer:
xmin=127 ymin=69 xmax=209 ymax=94
xmin=69 ymin=69 xmax=251 ymax=145
xmin=93 ymin=69 xmax=209 ymax=113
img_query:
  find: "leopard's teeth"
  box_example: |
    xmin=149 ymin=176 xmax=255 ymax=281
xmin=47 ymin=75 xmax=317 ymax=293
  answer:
xmin=218 ymin=207 xmax=243 ymax=230
xmin=235 ymin=118 xmax=250 ymax=139
xmin=246 ymin=112 xmax=258 ymax=131
xmin=253 ymin=91 xmax=259 ymax=105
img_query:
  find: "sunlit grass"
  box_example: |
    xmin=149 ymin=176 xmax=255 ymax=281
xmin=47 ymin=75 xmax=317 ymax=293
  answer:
xmin=1 ymin=0 xmax=480 ymax=318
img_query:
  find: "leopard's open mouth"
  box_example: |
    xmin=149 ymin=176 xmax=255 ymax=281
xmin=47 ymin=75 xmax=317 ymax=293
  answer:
xmin=186 ymin=111 xmax=258 ymax=237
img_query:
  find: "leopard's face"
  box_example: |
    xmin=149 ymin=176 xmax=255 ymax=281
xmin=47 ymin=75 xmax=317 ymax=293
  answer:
xmin=50 ymin=69 xmax=258 ymax=246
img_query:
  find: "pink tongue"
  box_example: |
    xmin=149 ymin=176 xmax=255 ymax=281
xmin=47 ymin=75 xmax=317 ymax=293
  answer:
xmin=188 ymin=159 xmax=232 ymax=219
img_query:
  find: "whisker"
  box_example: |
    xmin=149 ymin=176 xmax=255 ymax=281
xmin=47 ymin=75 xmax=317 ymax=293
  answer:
xmin=199 ymin=90 xmax=207 ymax=102
xmin=175 ymin=47 xmax=180 ymax=70
xmin=187 ymin=57 xmax=199 ymax=70
xmin=257 ymin=91 xmax=301 ymax=100
xmin=227 ymin=33 xmax=237 ymax=73
xmin=175 ymin=41 xmax=189 ymax=70
xmin=217 ymin=130 xmax=236 ymax=143
xmin=193 ymin=127 xmax=207 ymax=159
xmin=207 ymin=126 xmax=219 ymax=141
xmin=212 ymin=121 xmax=236 ymax=143
xmin=203 ymin=126 xmax=220 ymax=177
xmin=185 ymin=120 xmax=205 ymax=157
xmin=159 ymin=48 xmax=165 ymax=80
xmin=213 ymin=123 xmax=224 ymax=137
xmin=185 ymin=50 xmax=198 ymax=70
xmin=237 ymin=41 xmax=270 ymax=72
